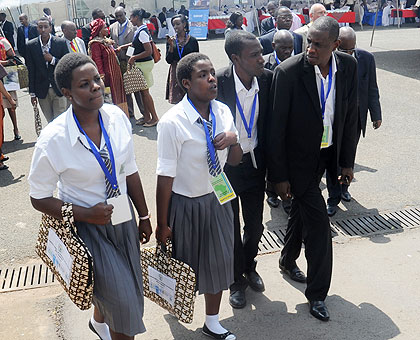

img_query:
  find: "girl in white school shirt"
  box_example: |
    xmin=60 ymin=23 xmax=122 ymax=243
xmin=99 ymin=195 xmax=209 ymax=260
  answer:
xmin=156 ymin=52 xmax=243 ymax=340
xmin=28 ymin=53 xmax=152 ymax=340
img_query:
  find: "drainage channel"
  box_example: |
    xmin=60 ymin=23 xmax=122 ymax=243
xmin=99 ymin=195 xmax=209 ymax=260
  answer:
xmin=1 ymin=207 xmax=419 ymax=293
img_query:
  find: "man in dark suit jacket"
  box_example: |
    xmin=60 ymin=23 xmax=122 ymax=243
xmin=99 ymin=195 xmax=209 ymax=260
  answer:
xmin=326 ymin=27 xmax=382 ymax=215
xmin=82 ymin=8 xmax=105 ymax=48
xmin=217 ymin=31 xmax=273 ymax=309
xmin=0 ymin=13 xmax=15 ymax=49
xmin=267 ymin=17 xmax=358 ymax=321
xmin=259 ymin=7 xmax=302 ymax=56
xmin=17 ymin=14 xmax=39 ymax=59
xmin=260 ymin=1 xmax=277 ymax=35
xmin=26 ymin=17 xmax=69 ymax=123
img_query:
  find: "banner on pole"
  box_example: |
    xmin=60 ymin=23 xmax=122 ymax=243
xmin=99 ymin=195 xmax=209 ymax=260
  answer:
xmin=189 ymin=0 xmax=210 ymax=40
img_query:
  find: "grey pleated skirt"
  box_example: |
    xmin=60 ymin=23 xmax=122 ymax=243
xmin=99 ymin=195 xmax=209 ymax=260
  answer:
xmin=76 ymin=215 xmax=146 ymax=336
xmin=170 ymin=192 xmax=234 ymax=295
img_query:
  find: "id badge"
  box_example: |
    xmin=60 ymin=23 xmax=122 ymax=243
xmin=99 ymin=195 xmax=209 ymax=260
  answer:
xmin=126 ymin=46 xmax=135 ymax=57
xmin=107 ymin=194 xmax=133 ymax=226
xmin=321 ymin=125 xmax=330 ymax=149
xmin=250 ymin=149 xmax=258 ymax=169
xmin=210 ymin=172 xmax=237 ymax=205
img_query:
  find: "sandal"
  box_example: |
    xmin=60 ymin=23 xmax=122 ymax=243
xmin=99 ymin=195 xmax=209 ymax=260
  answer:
xmin=143 ymin=120 xmax=159 ymax=127
xmin=135 ymin=118 xmax=146 ymax=126
xmin=14 ymin=134 xmax=21 ymax=140
xmin=0 ymin=164 xmax=9 ymax=170
xmin=0 ymin=156 xmax=9 ymax=162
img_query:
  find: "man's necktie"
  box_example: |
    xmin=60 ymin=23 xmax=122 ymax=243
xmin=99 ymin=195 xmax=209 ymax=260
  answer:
xmin=70 ymin=40 xmax=77 ymax=52
xmin=200 ymin=118 xmax=222 ymax=177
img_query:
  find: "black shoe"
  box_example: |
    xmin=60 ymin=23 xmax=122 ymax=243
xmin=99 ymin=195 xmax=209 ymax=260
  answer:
xmin=267 ymin=196 xmax=280 ymax=208
xmin=309 ymin=300 xmax=330 ymax=321
xmin=202 ymin=324 xmax=236 ymax=339
xmin=279 ymin=258 xmax=306 ymax=283
xmin=282 ymin=199 xmax=292 ymax=214
xmin=327 ymin=204 xmax=337 ymax=217
xmin=341 ymin=191 xmax=351 ymax=202
xmin=229 ymin=289 xmax=246 ymax=309
xmin=245 ymin=270 xmax=265 ymax=292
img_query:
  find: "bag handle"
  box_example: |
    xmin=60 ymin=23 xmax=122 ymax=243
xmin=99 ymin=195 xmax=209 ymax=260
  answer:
xmin=61 ymin=202 xmax=76 ymax=233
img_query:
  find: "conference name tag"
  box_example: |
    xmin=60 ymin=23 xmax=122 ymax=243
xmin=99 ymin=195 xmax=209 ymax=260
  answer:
xmin=46 ymin=228 xmax=73 ymax=287
xmin=107 ymin=194 xmax=132 ymax=226
xmin=210 ymin=172 xmax=236 ymax=205
xmin=148 ymin=266 xmax=176 ymax=307
xmin=321 ymin=125 xmax=330 ymax=149
xmin=126 ymin=46 xmax=135 ymax=57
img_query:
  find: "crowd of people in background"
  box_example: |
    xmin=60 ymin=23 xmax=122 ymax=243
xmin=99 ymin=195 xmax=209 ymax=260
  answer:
xmin=0 ymin=1 xmax=386 ymax=339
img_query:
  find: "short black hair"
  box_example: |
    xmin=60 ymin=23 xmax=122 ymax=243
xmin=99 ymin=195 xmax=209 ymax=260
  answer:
xmin=55 ymin=53 xmax=96 ymax=91
xmin=176 ymin=52 xmax=210 ymax=91
xmin=131 ymin=8 xmax=151 ymax=19
xmin=92 ymin=8 xmax=104 ymax=19
xmin=171 ymin=14 xmax=189 ymax=32
xmin=226 ymin=12 xmax=242 ymax=29
xmin=311 ymin=16 xmax=339 ymax=42
xmin=37 ymin=17 xmax=51 ymax=26
xmin=280 ymin=0 xmax=292 ymax=8
xmin=224 ymin=30 xmax=257 ymax=61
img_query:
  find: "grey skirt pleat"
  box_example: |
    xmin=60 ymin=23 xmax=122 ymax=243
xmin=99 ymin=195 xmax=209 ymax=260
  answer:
xmin=169 ymin=192 xmax=234 ymax=295
xmin=76 ymin=213 xmax=146 ymax=336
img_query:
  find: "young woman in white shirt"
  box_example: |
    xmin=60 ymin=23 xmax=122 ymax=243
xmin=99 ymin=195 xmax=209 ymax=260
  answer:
xmin=28 ymin=53 xmax=152 ymax=340
xmin=156 ymin=52 xmax=242 ymax=340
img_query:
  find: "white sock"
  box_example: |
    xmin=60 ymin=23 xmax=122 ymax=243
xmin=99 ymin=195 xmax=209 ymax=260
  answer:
xmin=205 ymin=314 xmax=228 ymax=334
xmin=91 ymin=316 xmax=112 ymax=340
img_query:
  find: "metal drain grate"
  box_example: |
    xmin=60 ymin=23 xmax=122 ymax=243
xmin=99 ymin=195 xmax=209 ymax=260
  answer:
xmin=0 ymin=262 xmax=57 ymax=293
xmin=258 ymin=207 xmax=420 ymax=254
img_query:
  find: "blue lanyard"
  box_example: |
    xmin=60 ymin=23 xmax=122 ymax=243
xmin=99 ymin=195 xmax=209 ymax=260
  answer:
xmin=320 ymin=61 xmax=333 ymax=120
xmin=118 ymin=21 xmax=128 ymax=37
xmin=273 ymin=51 xmax=280 ymax=65
xmin=235 ymin=93 xmax=257 ymax=138
xmin=187 ymin=97 xmax=218 ymax=169
xmin=176 ymin=34 xmax=188 ymax=59
xmin=73 ymin=112 xmax=119 ymax=190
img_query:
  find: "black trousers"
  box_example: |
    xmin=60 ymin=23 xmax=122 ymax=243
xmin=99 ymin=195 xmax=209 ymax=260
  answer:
xmin=225 ymin=151 xmax=265 ymax=289
xmin=281 ymin=147 xmax=334 ymax=301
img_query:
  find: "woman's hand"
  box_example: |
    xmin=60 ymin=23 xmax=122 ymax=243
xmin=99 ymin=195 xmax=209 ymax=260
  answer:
xmin=214 ymin=131 xmax=238 ymax=150
xmin=6 ymin=96 xmax=16 ymax=109
xmin=86 ymin=202 xmax=113 ymax=225
xmin=156 ymin=224 xmax=172 ymax=243
xmin=128 ymin=56 xmax=136 ymax=66
xmin=138 ymin=219 xmax=152 ymax=244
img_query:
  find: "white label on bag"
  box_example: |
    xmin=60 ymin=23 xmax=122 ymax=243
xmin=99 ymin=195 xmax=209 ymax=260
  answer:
xmin=126 ymin=46 xmax=135 ymax=57
xmin=46 ymin=228 xmax=74 ymax=287
xmin=148 ymin=266 xmax=176 ymax=307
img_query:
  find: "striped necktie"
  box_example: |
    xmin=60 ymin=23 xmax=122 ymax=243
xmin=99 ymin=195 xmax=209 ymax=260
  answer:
xmin=199 ymin=118 xmax=222 ymax=177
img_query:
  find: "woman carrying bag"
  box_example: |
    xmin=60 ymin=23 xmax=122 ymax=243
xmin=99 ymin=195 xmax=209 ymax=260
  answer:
xmin=28 ymin=53 xmax=152 ymax=340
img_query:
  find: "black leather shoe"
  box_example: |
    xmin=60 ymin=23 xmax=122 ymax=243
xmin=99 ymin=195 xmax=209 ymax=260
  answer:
xmin=282 ymin=199 xmax=292 ymax=214
xmin=229 ymin=289 xmax=246 ymax=309
xmin=202 ymin=324 xmax=236 ymax=339
xmin=341 ymin=191 xmax=352 ymax=202
xmin=245 ymin=270 xmax=265 ymax=292
xmin=267 ymin=196 xmax=280 ymax=208
xmin=309 ymin=300 xmax=330 ymax=321
xmin=279 ymin=259 xmax=306 ymax=283
xmin=327 ymin=204 xmax=337 ymax=217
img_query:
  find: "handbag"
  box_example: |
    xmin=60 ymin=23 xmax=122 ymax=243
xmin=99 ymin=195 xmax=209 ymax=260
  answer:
xmin=33 ymin=103 xmax=42 ymax=137
xmin=17 ymin=65 xmax=29 ymax=88
xmin=151 ymin=41 xmax=161 ymax=63
xmin=123 ymin=64 xmax=148 ymax=94
xmin=141 ymin=241 xmax=196 ymax=323
xmin=35 ymin=203 xmax=94 ymax=310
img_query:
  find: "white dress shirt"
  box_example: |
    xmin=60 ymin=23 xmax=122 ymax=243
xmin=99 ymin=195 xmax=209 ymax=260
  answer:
xmin=28 ymin=104 xmax=138 ymax=208
xmin=233 ymin=66 xmax=259 ymax=154
xmin=157 ymin=95 xmax=238 ymax=198
xmin=314 ymin=53 xmax=337 ymax=148
xmin=39 ymin=34 xmax=56 ymax=66
xmin=65 ymin=37 xmax=87 ymax=54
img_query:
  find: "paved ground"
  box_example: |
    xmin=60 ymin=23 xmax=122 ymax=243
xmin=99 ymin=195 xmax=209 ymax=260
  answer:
xmin=0 ymin=26 xmax=419 ymax=339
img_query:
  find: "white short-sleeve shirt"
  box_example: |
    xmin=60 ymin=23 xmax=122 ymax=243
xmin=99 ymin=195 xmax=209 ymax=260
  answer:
xmin=136 ymin=25 xmax=150 ymax=43
xmin=28 ymin=104 xmax=138 ymax=208
xmin=156 ymin=95 xmax=238 ymax=198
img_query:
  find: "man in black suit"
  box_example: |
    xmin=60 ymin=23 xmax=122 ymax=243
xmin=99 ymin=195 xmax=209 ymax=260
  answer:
xmin=263 ymin=30 xmax=294 ymax=71
xmin=216 ymin=31 xmax=273 ymax=309
xmin=259 ymin=7 xmax=302 ymax=56
xmin=267 ymin=16 xmax=358 ymax=321
xmin=82 ymin=8 xmax=106 ymax=48
xmin=326 ymin=27 xmax=382 ymax=216
xmin=0 ymin=13 xmax=15 ymax=49
xmin=26 ymin=18 xmax=69 ymax=123
xmin=17 ymin=13 xmax=39 ymax=59
xmin=260 ymin=1 xmax=277 ymax=35
xmin=158 ymin=7 xmax=168 ymax=28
